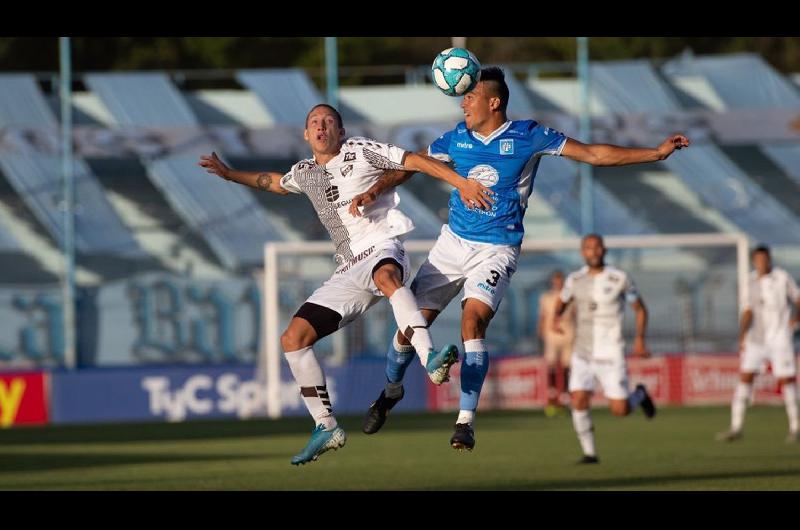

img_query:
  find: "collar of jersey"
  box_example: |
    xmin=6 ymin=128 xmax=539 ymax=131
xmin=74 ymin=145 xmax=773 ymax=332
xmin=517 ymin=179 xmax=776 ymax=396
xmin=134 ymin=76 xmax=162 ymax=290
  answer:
xmin=312 ymin=144 xmax=346 ymax=167
xmin=470 ymin=120 xmax=512 ymax=145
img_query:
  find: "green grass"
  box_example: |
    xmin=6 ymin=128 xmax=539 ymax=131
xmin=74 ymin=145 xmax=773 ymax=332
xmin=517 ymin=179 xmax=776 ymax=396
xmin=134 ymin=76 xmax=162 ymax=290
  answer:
xmin=2 ymin=406 xmax=800 ymax=490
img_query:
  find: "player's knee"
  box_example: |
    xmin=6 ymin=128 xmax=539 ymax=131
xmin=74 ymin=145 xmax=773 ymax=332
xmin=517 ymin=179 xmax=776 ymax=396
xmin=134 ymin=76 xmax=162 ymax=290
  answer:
xmin=461 ymin=316 xmax=488 ymax=340
xmin=571 ymin=393 xmax=590 ymax=410
xmin=281 ymin=326 xmax=313 ymax=352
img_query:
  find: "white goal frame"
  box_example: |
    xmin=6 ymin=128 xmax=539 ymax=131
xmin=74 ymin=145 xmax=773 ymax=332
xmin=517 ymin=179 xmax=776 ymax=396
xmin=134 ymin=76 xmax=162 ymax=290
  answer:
xmin=262 ymin=232 xmax=749 ymax=418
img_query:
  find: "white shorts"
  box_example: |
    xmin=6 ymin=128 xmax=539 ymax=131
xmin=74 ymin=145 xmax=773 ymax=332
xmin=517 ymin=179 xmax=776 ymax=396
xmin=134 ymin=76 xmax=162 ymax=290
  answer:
xmin=410 ymin=224 xmax=519 ymax=314
xmin=304 ymin=238 xmax=411 ymax=329
xmin=741 ymin=342 xmax=796 ymax=379
xmin=569 ymin=354 xmax=630 ymax=400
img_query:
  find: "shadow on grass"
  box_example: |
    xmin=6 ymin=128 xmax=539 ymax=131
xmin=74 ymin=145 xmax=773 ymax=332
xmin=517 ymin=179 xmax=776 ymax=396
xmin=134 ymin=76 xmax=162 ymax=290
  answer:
xmin=0 ymin=410 xmax=538 ymax=446
xmin=0 ymin=451 xmax=271 ymax=474
xmin=477 ymin=467 xmax=800 ymax=490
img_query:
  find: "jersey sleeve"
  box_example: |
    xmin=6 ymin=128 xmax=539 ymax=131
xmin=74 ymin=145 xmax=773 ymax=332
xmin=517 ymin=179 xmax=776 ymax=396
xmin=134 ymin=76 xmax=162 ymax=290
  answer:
xmin=623 ymin=274 xmax=641 ymax=304
xmin=530 ymin=123 xmax=568 ymax=157
xmin=428 ymin=129 xmax=454 ymax=163
xmin=361 ymin=140 xmax=408 ymax=170
xmin=279 ymin=166 xmax=302 ymax=194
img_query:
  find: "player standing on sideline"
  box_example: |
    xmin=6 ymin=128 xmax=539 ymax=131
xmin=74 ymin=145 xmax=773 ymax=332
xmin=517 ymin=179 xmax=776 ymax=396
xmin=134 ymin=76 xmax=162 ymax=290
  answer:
xmin=554 ymin=234 xmax=656 ymax=464
xmin=539 ymin=270 xmax=575 ymax=417
xmin=717 ymin=245 xmax=800 ymax=443
xmin=199 ymin=104 xmax=494 ymax=465
xmin=350 ymin=67 xmax=689 ymax=450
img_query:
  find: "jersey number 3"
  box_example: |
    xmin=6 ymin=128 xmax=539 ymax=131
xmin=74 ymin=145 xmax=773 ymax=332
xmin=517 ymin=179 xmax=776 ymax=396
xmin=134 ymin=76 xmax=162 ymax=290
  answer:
xmin=486 ymin=270 xmax=500 ymax=287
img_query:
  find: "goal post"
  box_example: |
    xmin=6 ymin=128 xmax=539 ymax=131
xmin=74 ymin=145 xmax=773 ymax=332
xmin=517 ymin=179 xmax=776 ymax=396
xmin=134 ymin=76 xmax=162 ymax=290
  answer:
xmin=261 ymin=232 xmax=750 ymax=419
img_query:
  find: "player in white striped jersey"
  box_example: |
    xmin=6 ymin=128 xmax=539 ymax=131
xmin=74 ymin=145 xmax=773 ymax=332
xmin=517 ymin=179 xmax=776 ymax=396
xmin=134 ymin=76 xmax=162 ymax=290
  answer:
xmin=553 ymin=234 xmax=656 ymax=464
xmin=199 ymin=104 xmax=494 ymax=465
xmin=717 ymin=245 xmax=800 ymax=443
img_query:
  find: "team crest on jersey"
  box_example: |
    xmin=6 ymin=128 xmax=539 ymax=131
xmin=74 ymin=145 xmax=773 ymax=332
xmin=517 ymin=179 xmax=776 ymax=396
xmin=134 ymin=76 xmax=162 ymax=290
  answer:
xmin=340 ymin=164 xmax=353 ymax=177
xmin=500 ymin=139 xmax=514 ymax=155
xmin=467 ymin=164 xmax=500 ymax=187
xmin=344 ymin=152 xmax=356 ymax=162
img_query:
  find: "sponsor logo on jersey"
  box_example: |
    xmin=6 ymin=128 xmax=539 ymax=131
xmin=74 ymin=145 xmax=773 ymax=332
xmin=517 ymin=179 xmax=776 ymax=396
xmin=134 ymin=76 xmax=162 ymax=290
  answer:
xmin=608 ymin=275 xmax=620 ymax=283
xmin=477 ymin=282 xmax=496 ymax=295
xmin=500 ymin=139 xmax=514 ymax=155
xmin=456 ymin=141 xmax=474 ymax=149
xmin=340 ymin=164 xmax=353 ymax=177
xmin=344 ymin=152 xmax=356 ymax=162
xmin=467 ymin=164 xmax=500 ymax=187
xmin=335 ymin=245 xmax=376 ymax=274
xmin=325 ymin=185 xmax=340 ymax=202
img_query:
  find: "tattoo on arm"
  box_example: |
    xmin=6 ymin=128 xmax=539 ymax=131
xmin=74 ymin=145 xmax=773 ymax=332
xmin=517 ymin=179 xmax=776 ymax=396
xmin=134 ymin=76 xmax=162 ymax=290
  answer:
xmin=256 ymin=173 xmax=271 ymax=191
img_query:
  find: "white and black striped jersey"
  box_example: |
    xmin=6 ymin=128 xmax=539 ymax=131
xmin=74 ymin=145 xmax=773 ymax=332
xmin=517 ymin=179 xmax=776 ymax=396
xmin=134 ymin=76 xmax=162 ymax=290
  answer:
xmin=742 ymin=267 xmax=800 ymax=348
xmin=560 ymin=265 xmax=640 ymax=360
xmin=281 ymin=138 xmax=415 ymax=265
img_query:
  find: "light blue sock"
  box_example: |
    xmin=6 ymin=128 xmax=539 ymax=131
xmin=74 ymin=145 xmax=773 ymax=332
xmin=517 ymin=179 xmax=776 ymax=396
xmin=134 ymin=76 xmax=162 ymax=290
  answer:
xmin=385 ymin=333 xmax=415 ymax=385
xmin=459 ymin=339 xmax=490 ymax=415
xmin=627 ymin=385 xmax=646 ymax=412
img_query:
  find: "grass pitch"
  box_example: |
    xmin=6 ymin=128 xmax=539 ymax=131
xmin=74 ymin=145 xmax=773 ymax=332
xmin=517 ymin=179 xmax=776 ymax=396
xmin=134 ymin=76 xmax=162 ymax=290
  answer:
xmin=2 ymin=406 xmax=799 ymax=490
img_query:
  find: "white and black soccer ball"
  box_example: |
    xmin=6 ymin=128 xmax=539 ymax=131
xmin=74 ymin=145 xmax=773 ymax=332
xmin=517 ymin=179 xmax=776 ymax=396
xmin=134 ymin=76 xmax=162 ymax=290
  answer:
xmin=431 ymin=47 xmax=481 ymax=97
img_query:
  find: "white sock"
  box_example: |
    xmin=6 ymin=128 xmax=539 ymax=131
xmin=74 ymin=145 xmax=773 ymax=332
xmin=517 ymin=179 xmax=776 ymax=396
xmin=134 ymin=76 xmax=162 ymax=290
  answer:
xmin=783 ymin=382 xmax=799 ymax=433
xmin=457 ymin=410 xmax=475 ymax=425
xmin=389 ymin=287 xmax=433 ymax=365
xmin=571 ymin=409 xmax=596 ymax=457
xmin=731 ymin=382 xmax=751 ymax=433
xmin=284 ymin=346 xmax=337 ymax=430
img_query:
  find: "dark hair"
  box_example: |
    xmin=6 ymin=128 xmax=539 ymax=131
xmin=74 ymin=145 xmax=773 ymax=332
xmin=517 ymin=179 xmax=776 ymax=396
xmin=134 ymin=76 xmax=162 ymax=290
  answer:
xmin=582 ymin=233 xmax=605 ymax=246
xmin=550 ymin=269 xmax=564 ymax=279
xmin=752 ymin=244 xmax=771 ymax=257
xmin=305 ymin=103 xmax=343 ymax=128
xmin=479 ymin=67 xmax=510 ymax=113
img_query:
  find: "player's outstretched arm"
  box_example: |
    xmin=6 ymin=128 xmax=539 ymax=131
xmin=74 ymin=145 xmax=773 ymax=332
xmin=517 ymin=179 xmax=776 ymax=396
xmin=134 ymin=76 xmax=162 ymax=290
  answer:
xmin=403 ymin=152 xmax=495 ymax=210
xmin=198 ymin=152 xmax=289 ymax=195
xmin=560 ymin=135 xmax=690 ymax=167
xmin=631 ymin=299 xmax=649 ymax=357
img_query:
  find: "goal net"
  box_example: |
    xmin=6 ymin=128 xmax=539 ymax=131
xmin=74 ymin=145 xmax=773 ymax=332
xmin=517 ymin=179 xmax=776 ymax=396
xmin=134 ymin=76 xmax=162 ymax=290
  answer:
xmin=259 ymin=232 xmax=749 ymax=418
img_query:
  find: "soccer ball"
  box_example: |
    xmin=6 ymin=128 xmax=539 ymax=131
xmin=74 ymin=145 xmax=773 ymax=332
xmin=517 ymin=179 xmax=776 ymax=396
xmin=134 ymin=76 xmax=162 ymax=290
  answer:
xmin=431 ymin=48 xmax=481 ymax=97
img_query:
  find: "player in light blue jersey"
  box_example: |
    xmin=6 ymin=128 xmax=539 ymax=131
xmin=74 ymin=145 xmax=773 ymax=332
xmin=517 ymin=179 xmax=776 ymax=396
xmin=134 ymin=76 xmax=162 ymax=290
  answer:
xmin=351 ymin=67 xmax=690 ymax=451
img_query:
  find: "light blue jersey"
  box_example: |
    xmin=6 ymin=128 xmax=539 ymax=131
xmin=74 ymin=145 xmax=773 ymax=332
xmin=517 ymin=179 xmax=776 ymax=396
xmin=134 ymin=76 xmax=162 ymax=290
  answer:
xmin=428 ymin=120 xmax=567 ymax=246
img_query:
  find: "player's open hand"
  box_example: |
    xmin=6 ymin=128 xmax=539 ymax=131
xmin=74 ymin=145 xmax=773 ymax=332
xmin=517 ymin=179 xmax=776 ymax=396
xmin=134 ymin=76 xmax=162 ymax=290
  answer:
xmin=198 ymin=152 xmax=231 ymax=180
xmin=459 ymin=179 xmax=495 ymax=210
xmin=349 ymin=191 xmax=377 ymax=217
xmin=632 ymin=336 xmax=650 ymax=358
xmin=657 ymin=134 xmax=690 ymax=160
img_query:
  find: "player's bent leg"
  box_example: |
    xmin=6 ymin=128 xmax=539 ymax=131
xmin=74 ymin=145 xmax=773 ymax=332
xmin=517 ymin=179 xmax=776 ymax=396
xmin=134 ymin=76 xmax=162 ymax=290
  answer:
xmin=451 ymin=299 xmax=493 ymax=451
xmin=624 ymin=384 xmax=656 ymax=418
xmin=374 ymin=262 xmax=458 ymax=384
xmin=367 ymin=310 xmax=442 ymax=435
xmin=283 ymin=308 xmax=347 ymax=465
xmin=717 ymin=371 xmax=755 ymax=442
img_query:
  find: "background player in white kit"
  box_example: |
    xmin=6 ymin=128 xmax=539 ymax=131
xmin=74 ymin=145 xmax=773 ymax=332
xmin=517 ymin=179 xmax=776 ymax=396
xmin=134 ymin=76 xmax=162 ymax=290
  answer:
xmin=553 ymin=234 xmax=656 ymax=464
xmin=717 ymin=245 xmax=800 ymax=443
xmin=198 ymin=104 xmax=494 ymax=465
xmin=539 ymin=270 xmax=575 ymax=417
